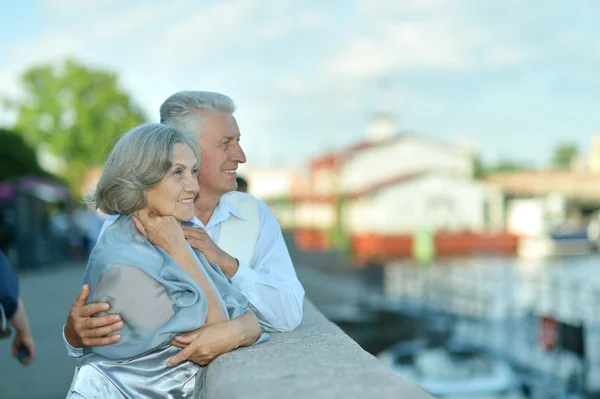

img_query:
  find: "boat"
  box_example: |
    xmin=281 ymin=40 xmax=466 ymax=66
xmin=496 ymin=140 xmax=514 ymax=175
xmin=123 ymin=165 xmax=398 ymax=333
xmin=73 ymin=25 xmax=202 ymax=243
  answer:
xmin=518 ymin=229 xmax=594 ymax=259
xmin=377 ymin=339 xmax=525 ymax=398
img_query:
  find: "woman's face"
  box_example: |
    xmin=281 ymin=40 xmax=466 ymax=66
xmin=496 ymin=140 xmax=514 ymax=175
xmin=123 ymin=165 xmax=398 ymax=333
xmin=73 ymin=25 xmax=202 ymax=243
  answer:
xmin=145 ymin=143 xmax=199 ymax=221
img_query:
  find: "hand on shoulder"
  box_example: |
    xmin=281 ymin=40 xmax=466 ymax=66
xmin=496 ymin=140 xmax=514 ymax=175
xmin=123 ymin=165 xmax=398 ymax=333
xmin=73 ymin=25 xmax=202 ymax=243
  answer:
xmin=132 ymin=209 xmax=186 ymax=254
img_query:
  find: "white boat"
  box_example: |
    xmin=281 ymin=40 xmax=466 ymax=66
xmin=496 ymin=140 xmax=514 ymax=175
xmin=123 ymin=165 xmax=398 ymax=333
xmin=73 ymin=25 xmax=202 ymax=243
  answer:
xmin=518 ymin=234 xmax=594 ymax=259
xmin=377 ymin=339 xmax=525 ymax=398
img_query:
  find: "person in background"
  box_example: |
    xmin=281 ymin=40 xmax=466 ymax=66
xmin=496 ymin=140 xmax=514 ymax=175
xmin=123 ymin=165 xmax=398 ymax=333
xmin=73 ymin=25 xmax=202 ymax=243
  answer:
xmin=0 ymin=250 xmax=35 ymax=365
xmin=236 ymin=175 xmax=248 ymax=193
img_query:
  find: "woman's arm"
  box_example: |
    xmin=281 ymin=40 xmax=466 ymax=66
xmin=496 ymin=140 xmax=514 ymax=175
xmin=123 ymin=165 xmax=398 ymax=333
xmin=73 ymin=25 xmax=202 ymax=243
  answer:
xmin=168 ymin=309 xmax=262 ymax=367
xmin=133 ymin=211 xmax=226 ymax=325
xmin=164 ymin=243 xmax=227 ymax=325
xmin=89 ymin=262 xmax=218 ymax=360
xmin=230 ymin=310 xmax=262 ymax=348
xmin=93 ymin=265 xmax=175 ymax=333
xmin=62 ymin=213 xmax=228 ymax=354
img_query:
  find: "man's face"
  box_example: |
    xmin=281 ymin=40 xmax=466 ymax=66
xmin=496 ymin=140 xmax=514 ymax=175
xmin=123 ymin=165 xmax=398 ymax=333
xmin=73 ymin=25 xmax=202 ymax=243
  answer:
xmin=196 ymin=112 xmax=246 ymax=198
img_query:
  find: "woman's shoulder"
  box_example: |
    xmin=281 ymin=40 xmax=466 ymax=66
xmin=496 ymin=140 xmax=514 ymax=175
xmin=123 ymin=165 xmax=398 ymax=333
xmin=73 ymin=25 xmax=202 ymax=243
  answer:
xmin=85 ymin=215 xmax=163 ymax=282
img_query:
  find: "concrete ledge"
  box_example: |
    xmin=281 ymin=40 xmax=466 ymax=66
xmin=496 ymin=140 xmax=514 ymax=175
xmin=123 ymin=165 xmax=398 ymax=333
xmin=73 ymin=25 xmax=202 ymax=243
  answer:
xmin=205 ymin=300 xmax=432 ymax=399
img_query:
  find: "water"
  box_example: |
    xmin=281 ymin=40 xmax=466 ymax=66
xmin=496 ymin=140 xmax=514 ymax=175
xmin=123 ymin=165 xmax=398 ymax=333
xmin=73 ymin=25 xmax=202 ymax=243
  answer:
xmin=381 ymin=254 xmax=600 ymax=396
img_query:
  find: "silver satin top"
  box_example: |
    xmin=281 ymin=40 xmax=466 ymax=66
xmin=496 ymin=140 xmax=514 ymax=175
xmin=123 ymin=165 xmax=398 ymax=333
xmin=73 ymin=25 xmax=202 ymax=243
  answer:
xmin=68 ymin=215 xmax=268 ymax=399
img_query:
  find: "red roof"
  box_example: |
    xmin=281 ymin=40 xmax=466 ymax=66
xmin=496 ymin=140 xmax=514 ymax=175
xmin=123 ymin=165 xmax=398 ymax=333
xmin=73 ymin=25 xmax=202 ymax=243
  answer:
xmin=310 ymin=151 xmax=343 ymax=170
xmin=347 ymin=171 xmax=427 ymax=200
xmin=294 ymin=170 xmax=429 ymax=203
xmin=310 ymin=133 xmax=458 ymax=172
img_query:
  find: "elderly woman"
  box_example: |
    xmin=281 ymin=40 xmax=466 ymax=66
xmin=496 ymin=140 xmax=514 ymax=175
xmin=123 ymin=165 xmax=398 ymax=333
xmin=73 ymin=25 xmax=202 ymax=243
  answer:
xmin=67 ymin=123 xmax=266 ymax=399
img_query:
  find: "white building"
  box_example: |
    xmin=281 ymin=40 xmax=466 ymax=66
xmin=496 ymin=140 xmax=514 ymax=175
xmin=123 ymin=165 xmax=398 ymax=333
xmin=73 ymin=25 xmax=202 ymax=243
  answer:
xmin=295 ymin=117 xmax=504 ymax=236
xmin=345 ymin=172 xmax=499 ymax=235
xmin=239 ymin=166 xmax=308 ymax=229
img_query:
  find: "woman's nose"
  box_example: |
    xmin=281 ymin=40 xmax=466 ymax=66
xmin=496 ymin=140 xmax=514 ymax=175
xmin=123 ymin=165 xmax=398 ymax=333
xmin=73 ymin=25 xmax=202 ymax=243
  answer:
xmin=184 ymin=174 xmax=199 ymax=193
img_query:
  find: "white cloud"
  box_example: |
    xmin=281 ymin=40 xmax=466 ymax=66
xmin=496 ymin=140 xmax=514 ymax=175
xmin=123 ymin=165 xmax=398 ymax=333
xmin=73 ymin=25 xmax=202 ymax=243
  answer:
xmin=326 ymin=2 xmax=537 ymax=78
xmin=41 ymin=0 xmax=121 ymax=14
xmin=327 ymin=20 xmax=469 ymax=76
xmin=1 ymin=0 xmax=598 ymax=167
xmin=9 ymin=32 xmax=82 ymax=67
xmin=274 ymin=75 xmax=325 ymax=95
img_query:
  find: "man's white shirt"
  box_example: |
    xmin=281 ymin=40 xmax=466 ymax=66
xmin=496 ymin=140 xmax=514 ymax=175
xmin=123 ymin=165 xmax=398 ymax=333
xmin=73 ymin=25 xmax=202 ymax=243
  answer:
xmin=64 ymin=193 xmax=305 ymax=357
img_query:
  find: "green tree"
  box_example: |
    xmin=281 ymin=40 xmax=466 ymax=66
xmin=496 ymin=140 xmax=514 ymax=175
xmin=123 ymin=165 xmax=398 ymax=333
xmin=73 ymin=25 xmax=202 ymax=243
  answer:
xmin=473 ymin=157 xmax=528 ymax=177
xmin=489 ymin=159 xmax=528 ymax=174
xmin=472 ymin=155 xmax=487 ymax=179
xmin=10 ymin=59 xmax=146 ymax=194
xmin=551 ymin=143 xmax=578 ymax=169
xmin=0 ymin=129 xmax=47 ymax=181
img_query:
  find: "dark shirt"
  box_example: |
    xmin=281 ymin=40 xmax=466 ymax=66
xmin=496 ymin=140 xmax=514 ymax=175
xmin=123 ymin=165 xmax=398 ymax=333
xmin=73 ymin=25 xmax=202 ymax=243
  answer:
xmin=0 ymin=250 xmax=19 ymax=320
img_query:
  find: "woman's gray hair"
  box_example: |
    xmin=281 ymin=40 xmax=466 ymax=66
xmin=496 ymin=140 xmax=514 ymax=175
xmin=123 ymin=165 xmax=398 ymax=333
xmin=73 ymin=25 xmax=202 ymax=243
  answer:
xmin=86 ymin=123 xmax=200 ymax=215
xmin=159 ymin=91 xmax=236 ymax=137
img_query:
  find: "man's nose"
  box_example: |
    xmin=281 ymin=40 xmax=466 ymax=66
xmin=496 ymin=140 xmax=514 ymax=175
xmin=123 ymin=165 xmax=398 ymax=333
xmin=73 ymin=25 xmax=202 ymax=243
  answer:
xmin=232 ymin=143 xmax=247 ymax=164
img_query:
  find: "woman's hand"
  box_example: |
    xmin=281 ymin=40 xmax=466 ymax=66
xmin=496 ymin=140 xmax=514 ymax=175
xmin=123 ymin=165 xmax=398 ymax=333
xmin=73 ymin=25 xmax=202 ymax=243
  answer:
xmin=168 ymin=310 xmax=262 ymax=367
xmin=133 ymin=209 xmax=186 ymax=256
xmin=167 ymin=321 xmax=239 ymax=367
xmin=135 ymin=209 xmax=227 ymax=324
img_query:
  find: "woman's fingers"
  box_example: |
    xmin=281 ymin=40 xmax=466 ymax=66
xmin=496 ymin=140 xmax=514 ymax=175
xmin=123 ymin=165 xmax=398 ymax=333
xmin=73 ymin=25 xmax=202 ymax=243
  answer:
xmin=167 ymin=344 xmax=195 ymax=367
xmin=173 ymin=334 xmax=194 ymax=344
xmin=132 ymin=215 xmax=147 ymax=237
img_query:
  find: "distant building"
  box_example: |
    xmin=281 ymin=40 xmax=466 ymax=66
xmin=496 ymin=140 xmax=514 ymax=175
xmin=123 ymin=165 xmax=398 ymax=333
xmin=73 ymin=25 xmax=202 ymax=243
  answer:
xmin=284 ymin=113 xmax=512 ymax=259
xmin=587 ymin=134 xmax=600 ymax=174
xmin=239 ymin=166 xmax=309 ymax=229
xmin=484 ymin=135 xmax=600 ymax=258
xmin=294 ymin=119 xmax=504 ymax=237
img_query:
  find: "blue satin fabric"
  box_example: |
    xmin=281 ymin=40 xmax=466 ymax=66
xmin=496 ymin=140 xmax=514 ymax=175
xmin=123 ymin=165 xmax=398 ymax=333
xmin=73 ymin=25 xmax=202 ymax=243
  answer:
xmin=70 ymin=344 xmax=199 ymax=398
xmin=68 ymin=215 xmax=268 ymax=398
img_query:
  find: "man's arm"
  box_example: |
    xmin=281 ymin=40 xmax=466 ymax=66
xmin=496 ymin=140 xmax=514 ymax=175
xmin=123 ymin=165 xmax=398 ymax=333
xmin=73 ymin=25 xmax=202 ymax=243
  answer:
xmin=63 ymin=285 xmax=123 ymax=357
xmin=230 ymin=201 xmax=305 ymax=331
xmin=63 ymin=215 xmax=123 ymax=357
xmin=11 ymin=298 xmax=36 ymax=365
xmin=0 ymin=251 xmax=35 ymax=365
xmin=183 ymin=201 xmax=305 ymax=331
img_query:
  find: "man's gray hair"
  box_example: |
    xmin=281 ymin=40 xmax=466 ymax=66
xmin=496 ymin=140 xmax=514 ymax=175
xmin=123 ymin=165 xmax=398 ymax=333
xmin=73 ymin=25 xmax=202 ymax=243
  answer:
xmin=159 ymin=91 xmax=236 ymax=137
xmin=86 ymin=123 xmax=200 ymax=215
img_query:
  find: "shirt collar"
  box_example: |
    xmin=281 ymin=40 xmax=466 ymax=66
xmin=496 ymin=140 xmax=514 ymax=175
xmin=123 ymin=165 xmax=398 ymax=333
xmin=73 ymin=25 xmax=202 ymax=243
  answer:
xmin=181 ymin=216 xmax=203 ymax=228
xmin=205 ymin=193 xmax=246 ymax=230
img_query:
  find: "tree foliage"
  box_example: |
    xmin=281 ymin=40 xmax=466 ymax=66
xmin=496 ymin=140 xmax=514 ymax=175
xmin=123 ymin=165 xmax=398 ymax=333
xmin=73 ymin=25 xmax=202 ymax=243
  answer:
xmin=488 ymin=159 xmax=528 ymax=174
xmin=0 ymin=129 xmax=48 ymax=181
xmin=10 ymin=59 xmax=146 ymax=193
xmin=551 ymin=143 xmax=578 ymax=169
xmin=472 ymin=156 xmax=528 ymax=178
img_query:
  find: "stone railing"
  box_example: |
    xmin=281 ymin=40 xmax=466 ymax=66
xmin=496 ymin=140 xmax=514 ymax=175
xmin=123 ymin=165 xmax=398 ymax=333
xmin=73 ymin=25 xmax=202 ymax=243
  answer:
xmin=205 ymin=300 xmax=432 ymax=398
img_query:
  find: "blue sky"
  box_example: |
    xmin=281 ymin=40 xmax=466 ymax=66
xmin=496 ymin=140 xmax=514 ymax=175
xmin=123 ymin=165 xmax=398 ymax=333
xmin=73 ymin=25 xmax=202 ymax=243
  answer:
xmin=1 ymin=0 xmax=599 ymax=168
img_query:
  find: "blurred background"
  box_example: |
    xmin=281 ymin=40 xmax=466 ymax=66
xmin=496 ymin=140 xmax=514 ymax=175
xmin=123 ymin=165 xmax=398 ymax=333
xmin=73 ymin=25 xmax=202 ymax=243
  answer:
xmin=1 ymin=0 xmax=600 ymax=398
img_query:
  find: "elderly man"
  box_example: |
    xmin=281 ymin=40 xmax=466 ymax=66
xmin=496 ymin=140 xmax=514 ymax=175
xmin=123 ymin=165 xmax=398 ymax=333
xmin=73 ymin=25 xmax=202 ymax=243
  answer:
xmin=64 ymin=91 xmax=305 ymax=365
